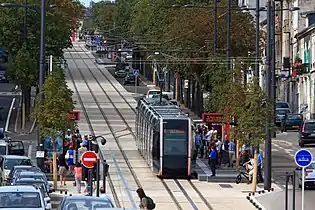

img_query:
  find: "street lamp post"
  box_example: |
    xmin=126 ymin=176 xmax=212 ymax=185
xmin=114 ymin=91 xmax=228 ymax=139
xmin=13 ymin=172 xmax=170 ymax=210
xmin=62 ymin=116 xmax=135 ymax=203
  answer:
xmin=226 ymin=0 xmax=231 ymax=71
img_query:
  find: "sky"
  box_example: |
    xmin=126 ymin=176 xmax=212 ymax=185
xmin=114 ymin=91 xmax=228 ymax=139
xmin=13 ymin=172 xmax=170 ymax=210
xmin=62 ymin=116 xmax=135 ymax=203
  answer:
xmin=79 ymin=0 xmax=114 ymax=7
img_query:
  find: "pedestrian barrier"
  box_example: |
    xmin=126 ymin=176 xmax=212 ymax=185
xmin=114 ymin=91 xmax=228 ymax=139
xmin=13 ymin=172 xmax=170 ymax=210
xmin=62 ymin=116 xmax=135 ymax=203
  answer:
xmin=246 ymin=188 xmax=274 ymax=210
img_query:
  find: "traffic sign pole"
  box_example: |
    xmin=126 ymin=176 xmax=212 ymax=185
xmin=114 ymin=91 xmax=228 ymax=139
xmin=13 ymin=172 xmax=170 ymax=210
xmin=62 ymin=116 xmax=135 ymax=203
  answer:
xmin=294 ymin=149 xmax=313 ymax=210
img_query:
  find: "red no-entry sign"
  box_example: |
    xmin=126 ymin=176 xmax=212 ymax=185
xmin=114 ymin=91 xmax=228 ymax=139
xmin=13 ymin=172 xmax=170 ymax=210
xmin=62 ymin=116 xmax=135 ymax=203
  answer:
xmin=81 ymin=151 xmax=98 ymax=168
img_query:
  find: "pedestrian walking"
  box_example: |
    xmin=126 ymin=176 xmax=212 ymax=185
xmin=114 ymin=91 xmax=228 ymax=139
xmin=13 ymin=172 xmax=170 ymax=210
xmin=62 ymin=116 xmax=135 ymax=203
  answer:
xmin=66 ymin=146 xmax=75 ymax=174
xmin=74 ymin=162 xmax=82 ymax=193
xmin=58 ymin=151 xmax=68 ymax=187
xmin=136 ymin=188 xmax=156 ymax=210
xmin=257 ymin=152 xmax=264 ymax=182
xmin=215 ymin=139 xmax=223 ymax=166
xmin=228 ymin=140 xmax=236 ymax=167
xmin=195 ymin=132 xmax=202 ymax=156
xmin=208 ymin=145 xmax=217 ymax=177
xmin=78 ymin=143 xmax=87 ymax=163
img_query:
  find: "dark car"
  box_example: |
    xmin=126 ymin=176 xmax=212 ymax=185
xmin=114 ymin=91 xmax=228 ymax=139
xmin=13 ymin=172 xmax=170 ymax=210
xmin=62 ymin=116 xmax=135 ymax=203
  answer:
xmin=7 ymin=165 xmax=41 ymax=184
xmin=298 ymin=120 xmax=315 ymax=147
xmin=281 ymin=114 xmax=303 ymax=132
xmin=124 ymin=72 xmax=139 ymax=86
xmin=0 ymin=70 xmax=8 ymax=83
xmin=276 ymin=108 xmax=291 ymax=126
xmin=58 ymin=195 xmax=115 ymax=210
xmin=276 ymin=101 xmax=291 ymax=109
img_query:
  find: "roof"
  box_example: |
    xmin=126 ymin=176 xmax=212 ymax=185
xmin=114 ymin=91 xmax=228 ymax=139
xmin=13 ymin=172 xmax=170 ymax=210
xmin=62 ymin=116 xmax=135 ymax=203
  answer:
xmin=64 ymin=195 xmax=111 ymax=201
xmin=0 ymin=185 xmax=39 ymax=192
xmin=2 ymin=155 xmax=30 ymax=159
xmin=294 ymin=23 xmax=315 ymax=39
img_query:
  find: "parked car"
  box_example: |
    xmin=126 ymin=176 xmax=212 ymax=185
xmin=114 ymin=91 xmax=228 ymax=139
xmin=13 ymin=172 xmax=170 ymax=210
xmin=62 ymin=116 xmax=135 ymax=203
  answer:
xmin=0 ymin=155 xmax=33 ymax=184
xmin=275 ymin=108 xmax=291 ymax=126
xmin=281 ymin=113 xmax=303 ymax=132
xmin=276 ymin=101 xmax=291 ymax=110
xmin=0 ymin=185 xmax=51 ymax=210
xmin=124 ymin=72 xmax=139 ymax=85
xmin=7 ymin=165 xmax=41 ymax=184
xmin=58 ymin=195 xmax=115 ymax=210
xmin=13 ymin=177 xmax=53 ymax=194
xmin=298 ymin=120 xmax=315 ymax=147
xmin=0 ymin=139 xmax=25 ymax=156
xmin=13 ymin=171 xmax=53 ymax=192
xmin=297 ymin=161 xmax=315 ymax=188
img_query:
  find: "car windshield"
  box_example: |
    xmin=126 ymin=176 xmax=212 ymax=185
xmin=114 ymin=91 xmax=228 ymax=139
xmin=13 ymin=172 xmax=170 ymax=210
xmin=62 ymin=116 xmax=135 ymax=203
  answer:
xmin=276 ymin=109 xmax=290 ymax=115
xmin=4 ymin=159 xmax=32 ymax=170
xmin=0 ymin=145 xmax=6 ymax=155
xmin=148 ymin=91 xmax=160 ymax=96
xmin=276 ymin=102 xmax=290 ymax=109
xmin=0 ymin=192 xmax=42 ymax=208
xmin=287 ymin=115 xmax=302 ymax=120
xmin=304 ymin=122 xmax=315 ymax=131
xmin=63 ymin=198 xmax=114 ymax=210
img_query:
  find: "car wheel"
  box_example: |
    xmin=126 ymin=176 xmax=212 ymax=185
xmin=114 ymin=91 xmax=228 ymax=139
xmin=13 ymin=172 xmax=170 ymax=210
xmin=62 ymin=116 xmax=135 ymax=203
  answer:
xmin=235 ymin=175 xmax=241 ymax=184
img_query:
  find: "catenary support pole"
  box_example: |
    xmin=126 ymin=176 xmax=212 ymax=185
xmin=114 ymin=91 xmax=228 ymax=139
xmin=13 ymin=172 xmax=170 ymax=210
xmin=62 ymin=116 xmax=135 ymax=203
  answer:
xmin=264 ymin=0 xmax=272 ymax=190
xmin=213 ymin=0 xmax=217 ymax=56
xmin=37 ymin=0 xmax=46 ymax=171
xmin=254 ymin=0 xmax=260 ymax=77
xmin=271 ymin=0 xmax=277 ymax=138
xmin=96 ymin=159 xmax=100 ymax=197
xmin=226 ymin=0 xmax=231 ymax=71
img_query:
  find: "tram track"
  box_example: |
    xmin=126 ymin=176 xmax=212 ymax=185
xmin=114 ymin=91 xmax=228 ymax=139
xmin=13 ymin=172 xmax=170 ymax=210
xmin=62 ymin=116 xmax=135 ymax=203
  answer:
xmin=65 ymin=51 xmax=121 ymax=207
xmin=66 ymin=44 xmax=213 ymax=210
xmin=77 ymin=44 xmax=214 ymax=210
xmin=67 ymin=51 xmax=141 ymax=208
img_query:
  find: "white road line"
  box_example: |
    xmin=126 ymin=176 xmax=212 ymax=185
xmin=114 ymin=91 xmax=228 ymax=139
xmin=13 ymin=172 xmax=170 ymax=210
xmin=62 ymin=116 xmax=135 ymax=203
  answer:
xmin=28 ymin=144 xmax=32 ymax=159
xmin=5 ymin=98 xmax=16 ymax=132
xmin=14 ymin=98 xmax=21 ymax=133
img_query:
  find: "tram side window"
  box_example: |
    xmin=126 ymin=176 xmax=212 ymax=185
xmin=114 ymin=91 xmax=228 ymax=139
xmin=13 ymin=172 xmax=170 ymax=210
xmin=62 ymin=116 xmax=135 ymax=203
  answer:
xmin=163 ymin=120 xmax=188 ymax=155
xmin=152 ymin=130 xmax=160 ymax=160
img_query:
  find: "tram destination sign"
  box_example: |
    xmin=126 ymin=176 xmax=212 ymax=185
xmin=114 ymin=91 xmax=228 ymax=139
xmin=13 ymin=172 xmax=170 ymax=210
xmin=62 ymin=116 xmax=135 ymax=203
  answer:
xmin=69 ymin=110 xmax=80 ymax=121
xmin=202 ymin=113 xmax=223 ymax=123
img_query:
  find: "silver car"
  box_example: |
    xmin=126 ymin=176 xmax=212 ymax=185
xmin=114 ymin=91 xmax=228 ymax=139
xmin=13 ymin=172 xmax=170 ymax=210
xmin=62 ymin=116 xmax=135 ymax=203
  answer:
xmin=297 ymin=161 xmax=315 ymax=188
xmin=13 ymin=171 xmax=53 ymax=192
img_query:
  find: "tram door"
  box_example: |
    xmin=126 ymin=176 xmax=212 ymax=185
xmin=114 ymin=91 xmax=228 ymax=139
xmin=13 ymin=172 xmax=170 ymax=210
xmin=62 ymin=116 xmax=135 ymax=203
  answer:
xmin=162 ymin=119 xmax=189 ymax=177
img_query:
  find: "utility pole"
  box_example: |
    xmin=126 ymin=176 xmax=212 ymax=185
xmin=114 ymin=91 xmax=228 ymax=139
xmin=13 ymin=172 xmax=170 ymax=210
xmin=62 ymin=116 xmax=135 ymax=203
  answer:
xmin=264 ymin=0 xmax=272 ymax=190
xmin=254 ymin=0 xmax=260 ymax=77
xmin=213 ymin=0 xmax=217 ymax=56
xmin=226 ymin=0 xmax=231 ymax=71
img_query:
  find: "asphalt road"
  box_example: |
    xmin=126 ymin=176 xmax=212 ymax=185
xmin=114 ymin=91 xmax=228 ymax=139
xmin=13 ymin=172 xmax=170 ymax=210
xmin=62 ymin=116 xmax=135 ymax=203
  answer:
xmin=106 ymin=66 xmax=149 ymax=96
xmin=256 ymin=131 xmax=315 ymax=209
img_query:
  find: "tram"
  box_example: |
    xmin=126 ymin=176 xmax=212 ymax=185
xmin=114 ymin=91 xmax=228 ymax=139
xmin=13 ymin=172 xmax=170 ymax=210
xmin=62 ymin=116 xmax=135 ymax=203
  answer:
xmin=135 ymin=98 xmax=194 ymax=178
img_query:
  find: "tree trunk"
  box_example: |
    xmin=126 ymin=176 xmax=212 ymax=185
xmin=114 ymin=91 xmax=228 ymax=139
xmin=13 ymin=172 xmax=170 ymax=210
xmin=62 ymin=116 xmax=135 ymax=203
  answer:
xmin=25 ymin=86 xmax=31 ymax=120
xmin=52 ymin=137 xmax=58 ymax=190
xmin=191 ymin=81 xmax=195 ymax=111
xmin=251 ymin=148 xmax=259 ymax=192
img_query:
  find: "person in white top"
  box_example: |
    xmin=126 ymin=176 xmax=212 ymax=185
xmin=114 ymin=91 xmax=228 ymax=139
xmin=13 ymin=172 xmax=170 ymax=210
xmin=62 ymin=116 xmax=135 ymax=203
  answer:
xmin=65 ymin=129 xmax=72 ymax=141
xmin=215 ymin=139 xmax=223 ymax=166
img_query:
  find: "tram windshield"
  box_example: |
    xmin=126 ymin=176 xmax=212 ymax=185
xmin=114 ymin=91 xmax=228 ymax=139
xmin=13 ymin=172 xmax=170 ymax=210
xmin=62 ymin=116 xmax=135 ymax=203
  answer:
xmin=163 ymin=119 xmax=188 ymax=155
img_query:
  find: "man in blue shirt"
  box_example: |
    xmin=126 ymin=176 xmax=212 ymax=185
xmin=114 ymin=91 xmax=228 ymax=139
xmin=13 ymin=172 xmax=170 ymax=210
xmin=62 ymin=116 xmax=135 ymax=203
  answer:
xmin=257 ymin=153 xmax=264 ymax=182
xmin=195 ymin=133 xmax=202 ymax=155
xmin=208 ymin=146 xmax=217 ymax=177
xmin=228 ymin=140 xmax=236 ymax=168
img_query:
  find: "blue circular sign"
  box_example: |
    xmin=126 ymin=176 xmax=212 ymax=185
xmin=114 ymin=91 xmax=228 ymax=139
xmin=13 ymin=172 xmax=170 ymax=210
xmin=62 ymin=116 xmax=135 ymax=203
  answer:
xmin=295 ymin=149 xmax=313 ymax=167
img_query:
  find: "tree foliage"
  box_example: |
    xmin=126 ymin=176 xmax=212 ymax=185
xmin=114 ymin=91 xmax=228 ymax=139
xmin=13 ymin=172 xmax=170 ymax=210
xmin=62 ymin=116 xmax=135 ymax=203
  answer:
xmin=92 ymin=1 xmax=116 ymax=31
xmin=10 ymin=44 xmax=37 ymax=87
xmin=33 ymin=66 xmax=75 ymax=137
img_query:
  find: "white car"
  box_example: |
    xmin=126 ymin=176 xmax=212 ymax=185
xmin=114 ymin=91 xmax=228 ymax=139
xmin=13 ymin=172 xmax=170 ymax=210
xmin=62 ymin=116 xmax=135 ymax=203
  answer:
xmin=0 ymin=155 xmax=33 ymax=185
xmin=0 ymin=185 xmax=51 ymax=209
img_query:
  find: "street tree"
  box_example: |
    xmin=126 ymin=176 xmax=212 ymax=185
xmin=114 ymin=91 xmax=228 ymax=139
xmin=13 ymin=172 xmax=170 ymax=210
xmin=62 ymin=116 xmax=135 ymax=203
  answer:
xmin=237 ymin=78 xmax=270 ymax=192
xmin=10 ymin=44 xmax=37 ymax=129
xmin=33 ymin=65 xmax=75 ymax=190
xmin=91 ymin=1 xmax=116 ymax=32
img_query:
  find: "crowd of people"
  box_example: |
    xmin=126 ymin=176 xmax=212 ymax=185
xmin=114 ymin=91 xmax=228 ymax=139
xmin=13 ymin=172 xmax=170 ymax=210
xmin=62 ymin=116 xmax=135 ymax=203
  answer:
xmin=194 ymin=124 xmax=264 ymax=183
xmin=43 ymin=129 xmax=95 ymax=193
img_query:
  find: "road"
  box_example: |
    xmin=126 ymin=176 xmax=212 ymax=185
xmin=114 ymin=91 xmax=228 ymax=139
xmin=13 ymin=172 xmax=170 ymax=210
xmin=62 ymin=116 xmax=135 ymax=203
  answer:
xmin=256 ymin=131 xmax=315 ymax=209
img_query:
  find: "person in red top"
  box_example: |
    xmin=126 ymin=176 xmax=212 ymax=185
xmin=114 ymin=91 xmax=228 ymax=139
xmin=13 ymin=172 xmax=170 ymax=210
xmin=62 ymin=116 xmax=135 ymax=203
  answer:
xmin=74 ymin=162 xmax=82 ymax=193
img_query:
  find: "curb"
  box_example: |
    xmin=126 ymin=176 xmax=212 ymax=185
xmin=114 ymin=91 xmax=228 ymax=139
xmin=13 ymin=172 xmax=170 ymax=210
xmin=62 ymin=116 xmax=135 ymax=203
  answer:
xmin=246 ymin=188 xmax=274 ymax=210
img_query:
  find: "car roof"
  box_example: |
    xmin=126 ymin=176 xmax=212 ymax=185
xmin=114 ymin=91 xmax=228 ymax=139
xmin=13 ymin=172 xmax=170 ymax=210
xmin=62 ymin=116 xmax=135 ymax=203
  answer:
xmin=276 ymin=108 xmax=291 ymax=110
xmin=0 ymin=185 xmax=40 ymax=192
xmin=64 ymin=195 xmax=112 ymax=201
xmin=2 ymin=155 xmax=30 ymax=159
xmin=304 ymin=120 xmax=315 ymax=123
xmin=19 ymin=171 xmax=44 ymax=175
xmin=12 ymin=165 xmax=35 ymax=170
xmin=16 ymin=178 xmax=45 ymax=182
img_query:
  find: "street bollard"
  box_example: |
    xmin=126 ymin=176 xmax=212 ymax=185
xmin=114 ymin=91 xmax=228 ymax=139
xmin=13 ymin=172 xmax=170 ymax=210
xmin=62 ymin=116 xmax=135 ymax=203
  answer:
xmin=284 ymin=171 xmax=296 ymax=210
xmin=96 ymin=159 xmax=100 ymax=197
xmin=103 ymin=161 xmax=109 ymax=193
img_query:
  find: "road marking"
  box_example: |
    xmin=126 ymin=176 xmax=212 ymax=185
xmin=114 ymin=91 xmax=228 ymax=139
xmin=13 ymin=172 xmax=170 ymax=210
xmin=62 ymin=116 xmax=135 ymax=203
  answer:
xmin=28 ymin=144 xmax=32 ymax=159
xmin=5 ymin=98 xmax=16 ymax=132
xmin=272 ymin=148 xmax=279 ymax=152
xmin=288 ymin=153 xmax=294 ymax=157
xmin=196 ymin=159 xmax=212 ymax=175
xmin=14 ymin=98 xmax=21 ymax=133
xmin=0 ymin=92 xmax=21 ymax=96
xmin=284 ymin=149 xmax=294 ymax=153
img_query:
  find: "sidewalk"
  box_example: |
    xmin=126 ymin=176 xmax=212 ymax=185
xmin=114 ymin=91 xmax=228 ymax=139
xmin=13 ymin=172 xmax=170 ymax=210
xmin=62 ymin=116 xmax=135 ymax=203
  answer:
xmin=50 ymin=180 xmax=279 ymax=210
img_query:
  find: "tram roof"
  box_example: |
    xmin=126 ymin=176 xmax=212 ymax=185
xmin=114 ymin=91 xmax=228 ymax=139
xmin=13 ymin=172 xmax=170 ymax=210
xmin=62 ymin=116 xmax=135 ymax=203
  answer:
xmin=138 ymin=98 xmax=189 ymax=119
